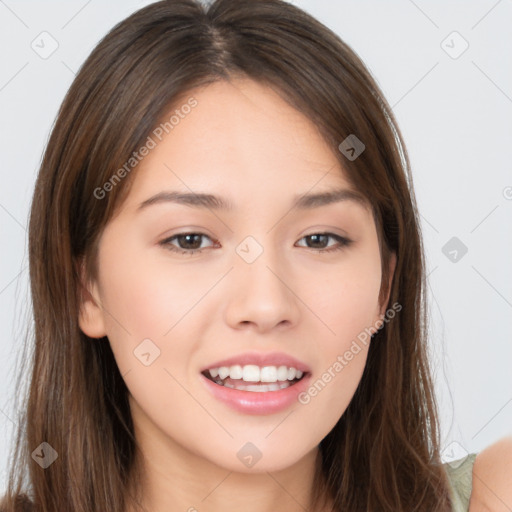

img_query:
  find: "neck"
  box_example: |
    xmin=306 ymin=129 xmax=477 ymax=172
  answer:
xmin=123 ymin=410 xmax=332 ymax=512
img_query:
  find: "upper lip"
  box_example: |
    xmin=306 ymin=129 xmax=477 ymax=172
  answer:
xmin=200 ymin=351 xmax=311 ymax=374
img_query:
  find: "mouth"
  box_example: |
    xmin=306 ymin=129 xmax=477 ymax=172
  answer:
xmin=199 ymin=362 xmax=313 ymax=414
xmin=201 ymin=365 xmax=309 ymax=392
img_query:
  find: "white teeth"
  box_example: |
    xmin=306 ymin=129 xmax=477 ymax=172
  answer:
xmin=229 ymin=364 xmax=243 ymax=380
xmin=207 ymin=364 xmax=305 ymax=383
xmin=260 ymin=366 xmax=277 ymax=382
xmin=219 ymin=381 xmax=292 ymax=392
xmin=217 ymin=367 xmax=230 ymax=380
xmin=276 ymin=365 xmax=288 ymax=381
xmin=242 ymin=365 xmax=260 ymax=382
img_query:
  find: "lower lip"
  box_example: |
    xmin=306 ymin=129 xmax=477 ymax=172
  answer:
xmin=200 ymin=373 xmax=311 ymax=415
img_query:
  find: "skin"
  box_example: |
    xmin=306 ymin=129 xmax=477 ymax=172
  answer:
xmin=469 ymin=436 xmax=512 ymax=512
xmin=79 ymin=77 xmax=397 ymax=512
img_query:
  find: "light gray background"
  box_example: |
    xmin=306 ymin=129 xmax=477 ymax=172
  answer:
xmin=1 ymin=0 xmax=511 ymax=488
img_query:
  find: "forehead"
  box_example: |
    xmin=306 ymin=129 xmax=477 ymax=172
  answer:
xmin=120 ymin=78 xmax=365 ymax=212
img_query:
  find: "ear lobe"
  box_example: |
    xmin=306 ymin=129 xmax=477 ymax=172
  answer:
xmin=77 ymin=260 xmax=107 ymax=339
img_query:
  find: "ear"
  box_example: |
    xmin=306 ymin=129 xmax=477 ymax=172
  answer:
xmin=381 ymin=250 xmax=397 ymax=316
xmin=77 ymin=259 xmax=107 ymax=339
xmin=375 ymin=250 xmax=397 ymax=323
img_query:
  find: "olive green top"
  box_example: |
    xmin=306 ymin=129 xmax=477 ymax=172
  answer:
xmin=443 ymin=453 xmax=477 ymax=511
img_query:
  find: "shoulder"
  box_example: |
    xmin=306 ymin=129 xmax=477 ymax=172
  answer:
xmin=469 ymin=436 xmax=512 ymax=512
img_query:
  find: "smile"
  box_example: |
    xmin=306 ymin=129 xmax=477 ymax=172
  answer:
xmin=202 ymin=364 xmax=306 ymax=392
xmin=200 ymin=365 xmax=311 ymax=415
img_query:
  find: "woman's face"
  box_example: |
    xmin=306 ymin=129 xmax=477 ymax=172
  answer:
xmin=79 ymin=78 xmax=395 ymax=474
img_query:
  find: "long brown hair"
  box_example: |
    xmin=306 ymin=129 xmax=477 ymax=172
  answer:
xmin=1 ymin=0 xmax=453 ymax=510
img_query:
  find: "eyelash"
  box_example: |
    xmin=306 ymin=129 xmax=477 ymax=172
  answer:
xmin=159 ymin=232 xmax=352 ymax=255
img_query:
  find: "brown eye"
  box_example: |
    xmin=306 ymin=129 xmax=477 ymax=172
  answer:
xmin=296 ymin=233 xmax=352 ymax=253
xmin=160 ymin=232 xmax=215 ymax=255
xmin=159 ymin=231 xmax=352 ymax=256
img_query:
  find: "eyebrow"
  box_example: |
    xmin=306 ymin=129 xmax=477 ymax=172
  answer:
xmin=137 ymin=188 xmax=369 ymax=212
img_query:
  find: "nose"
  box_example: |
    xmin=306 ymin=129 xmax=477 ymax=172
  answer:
xmin=223 ymin=245 xmax=301 ymax=333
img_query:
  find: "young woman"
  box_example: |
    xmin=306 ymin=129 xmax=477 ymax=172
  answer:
xmin=1 ymin=1 xmax=511 ymax=511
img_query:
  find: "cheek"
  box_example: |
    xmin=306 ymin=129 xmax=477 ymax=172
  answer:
xmin=299 ymin=280 xmax=376 ymax=433
xmin=98 ymin=244 xmax=206 ymax=340
xmin=94 ymin=237 xmax=211 ymax=381
xmin=296 ymin=245 xmax=381 ymax=417
xmin=307 ymin=245 xmax=382 ymax=347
